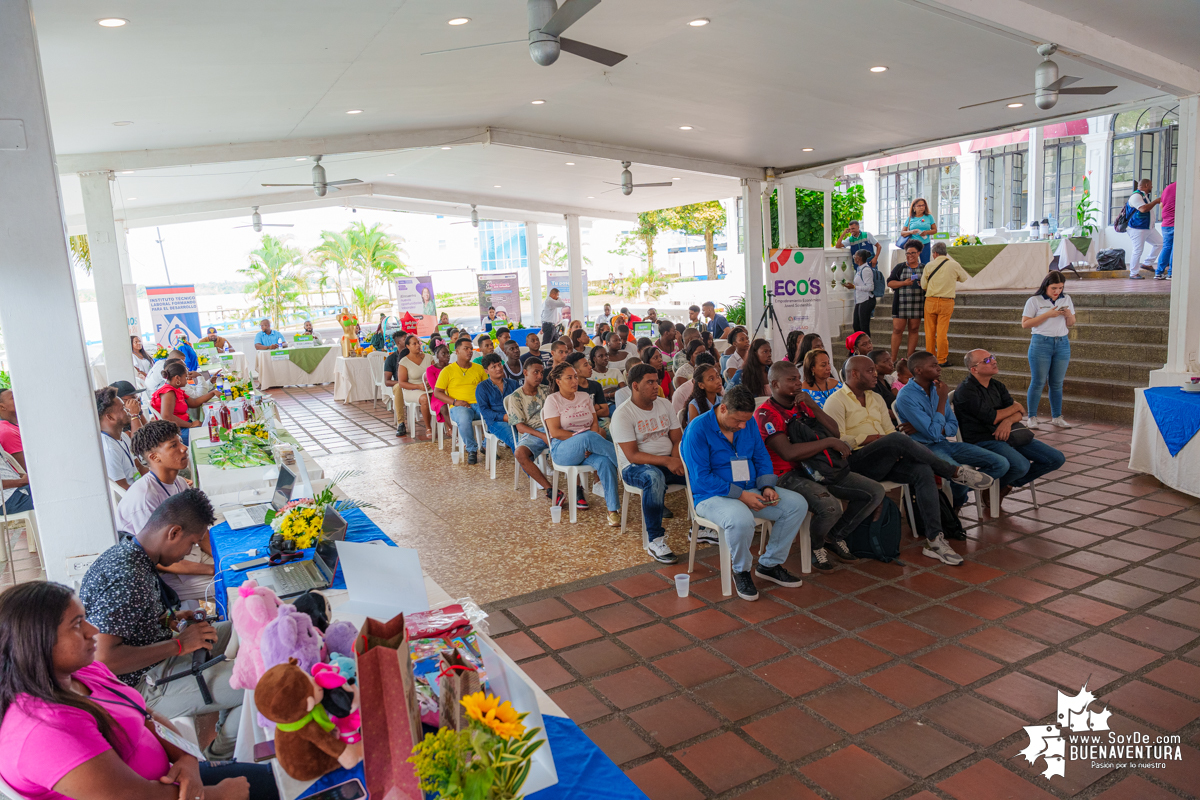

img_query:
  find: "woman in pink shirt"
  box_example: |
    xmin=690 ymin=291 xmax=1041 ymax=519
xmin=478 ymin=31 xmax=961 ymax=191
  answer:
xmin=425 ymin=345 xmax=453 ymax=442
xmin=0 ymin=582 xmax=274 ymax=800
xmin=542 ymin=363 xmax=621 ymax=525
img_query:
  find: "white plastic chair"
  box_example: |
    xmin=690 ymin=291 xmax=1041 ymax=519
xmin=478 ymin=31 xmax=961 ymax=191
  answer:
xmin=510 ymin=423 xmax=550 ymax=499
xmin=549 ymin=450 xmax=596 ymax=524
xmin=423 ymin=372 xmax=446 ymax=450
xmin=478 ymin=415 xmax=501 ymax=480
xmin=373 ymin=355 xmax=392 ymax=412
xmin=620 ymin=473 xmax=687 ymax=549
xmin=894 ymin=398 xmax=978 ymax=524
xmin=1 ymin=451 xmax=41 ymax=565
xmin=451 ymin=414 xmax=485 ymax=463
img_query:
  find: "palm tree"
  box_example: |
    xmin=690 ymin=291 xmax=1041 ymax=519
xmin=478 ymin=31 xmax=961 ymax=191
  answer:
xmin=345 ymin=221 xmax=408 ymax=297
xmin=69 ymin=234 xmax=92 ymax=273
xmin=240 ymin=235 xmax=307 ymax=324
xmin=350 ymin=285 xmax=388 ymax=323
xmin=541 ymin=238 xmax=592 ymax=270
xmin=309 ymin=230 xmax=355 ymax=306
xmin=622 ymin=262 xmax=672 ymax=302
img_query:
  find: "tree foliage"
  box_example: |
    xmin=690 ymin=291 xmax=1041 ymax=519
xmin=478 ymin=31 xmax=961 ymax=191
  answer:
xmin=620 ymin=262 xmax=673 ymax=302
xmin=769 ymin=182 xmax=866 ymax=248
xmin=662 ymin=202 xmax=727 ymax=280
xmin=540 ymin=238 xmax=591 ymax=270
xmin=240 ymin=235 xmax=308 ymax=323
xmin=69 ymin=234 xmax=92 ymax=273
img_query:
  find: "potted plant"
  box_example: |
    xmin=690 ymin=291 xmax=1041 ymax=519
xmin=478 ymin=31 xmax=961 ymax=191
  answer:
xmin=1075 ymin=173 xmax=1100 ymax=238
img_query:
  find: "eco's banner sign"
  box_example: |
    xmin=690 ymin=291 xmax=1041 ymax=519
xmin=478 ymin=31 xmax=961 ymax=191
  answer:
xmin=147 ymin=285 xmax=202 ymax=349
xmin=764 ymin=249 xmax=832 ymax=361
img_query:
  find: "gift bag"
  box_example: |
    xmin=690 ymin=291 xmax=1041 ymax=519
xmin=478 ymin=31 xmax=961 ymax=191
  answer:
xmin=355 ymin=614 xmax=422 ymax=800
xmin=437 ymin=649 xmax=483 ymax=731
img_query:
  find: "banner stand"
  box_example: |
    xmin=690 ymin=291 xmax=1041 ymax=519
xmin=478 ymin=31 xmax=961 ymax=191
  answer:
xmin=764 ymin=248 xmax=833 ymax=365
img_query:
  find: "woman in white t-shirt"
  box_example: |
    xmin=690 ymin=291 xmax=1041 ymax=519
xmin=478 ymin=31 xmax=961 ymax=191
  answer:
xmin=542 ymin=362 xmax=621 ymax=525
xmin=1021 ymin=270 xmax=1076 ymax=429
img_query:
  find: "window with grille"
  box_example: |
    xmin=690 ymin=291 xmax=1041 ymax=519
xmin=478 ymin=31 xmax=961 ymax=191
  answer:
xmin=1041 ymin=138 xmax=1084 ymax=230
xmin=980 ymin=144 xmax=1027 ymax=230
xmin=878 ymin=158 xmax=960 ymax=238
xmin=1109 ymin=105 xmax=1179 ymax=223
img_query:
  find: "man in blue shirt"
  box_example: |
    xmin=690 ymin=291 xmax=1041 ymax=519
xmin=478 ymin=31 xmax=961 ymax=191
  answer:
xmin=894 ymin=351 xmax=1008 ymax=509
xmin=254 ymin=318 xmax=287 ymax=350
xmin=701 ymin=301 xmax=732 ymax=340
xmin=475 ymin=353 xmax=518 ymax=452
xmin=680 ymin=384 xmax=807 ymax=601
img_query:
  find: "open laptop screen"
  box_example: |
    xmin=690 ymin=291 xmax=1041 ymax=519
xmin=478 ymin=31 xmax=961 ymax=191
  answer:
xmin=271 ymin=465 xmax=297 ymax=510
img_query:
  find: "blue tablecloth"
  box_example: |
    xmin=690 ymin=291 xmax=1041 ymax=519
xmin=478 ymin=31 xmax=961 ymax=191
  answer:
xmin=298 ymin=715 xmax=647 ymax=800
xmin=1144 ymin=387 xmax=1200 ymax=456
xmin=209 ymin=507 xmax=394 ymax=618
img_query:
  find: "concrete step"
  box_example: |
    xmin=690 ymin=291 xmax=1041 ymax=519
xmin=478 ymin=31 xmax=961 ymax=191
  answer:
xmin=952 ymin=291 xmax=1171 ymax=310
xmin=912 ymin=304 xmax=1171 ymax=327
xmin=837 ymin=328 xmax=1164 ymax=365
xmin=891 ymin=317 xmax=1170 ymax=345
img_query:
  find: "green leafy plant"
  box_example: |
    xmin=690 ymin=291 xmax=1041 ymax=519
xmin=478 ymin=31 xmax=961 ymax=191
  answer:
xmin=620 ymin=262 xmax=673 ymax=302
xmin=662 ymin=201 xmax=727 ymax=280
xmin=240 ymin=235 xmax=309 ymax=323
xmin=1075 ymin=173 xmax=1100 ymax=238
xmin=539 ymin=239 xmax=592 ymax=270
xmin=0 ymin=371 xmax=10 ymax=391
xmin=769 ymin=182 xmax=867 ymax=248
xmin=69 ymin=234 xmax=92 ymax=273
xmin=725 ymin=295 xmax=747 ymax=326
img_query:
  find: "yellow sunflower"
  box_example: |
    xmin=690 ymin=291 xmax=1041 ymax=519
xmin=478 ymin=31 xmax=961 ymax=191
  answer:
xmin=461 ymin=692 xmax=526 ymax=740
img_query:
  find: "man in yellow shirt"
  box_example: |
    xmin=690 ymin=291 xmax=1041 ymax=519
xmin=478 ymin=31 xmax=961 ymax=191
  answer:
xmin=823 ymin=356 xmax=992 ymax=565
xmin=434 ymin=338 xmax=488 ymax=464
xmin=919 ymin=241 xmax=971 ymax=367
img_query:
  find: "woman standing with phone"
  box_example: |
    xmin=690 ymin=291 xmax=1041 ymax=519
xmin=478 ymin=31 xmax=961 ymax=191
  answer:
xmin=1021 ymin=270 xmax=1076 ymax=429
xmin=900 ymin=197 xmax=936 ymax=264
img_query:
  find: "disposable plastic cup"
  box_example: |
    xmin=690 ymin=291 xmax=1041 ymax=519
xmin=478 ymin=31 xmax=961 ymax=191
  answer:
xmin=550 ymin=506 xmax=563 ymax=523
xmin=451 ymin=450 xmax=461 ymax=465
xmin=675 ymin=573 xmax=690 ymax=598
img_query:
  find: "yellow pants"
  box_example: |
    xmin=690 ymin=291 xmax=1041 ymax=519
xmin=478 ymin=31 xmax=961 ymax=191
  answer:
xmin=924 ymin=297 xmax=955 ymax=364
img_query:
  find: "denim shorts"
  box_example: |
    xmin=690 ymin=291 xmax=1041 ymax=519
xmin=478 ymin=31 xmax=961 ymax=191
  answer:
xmin=516 ymin=433 xmax=549 ymax=457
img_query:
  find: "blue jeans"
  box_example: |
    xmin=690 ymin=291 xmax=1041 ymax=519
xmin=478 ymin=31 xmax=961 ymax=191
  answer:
xmin=695 ymin=487 xmax=808 ymax=573
xmin=550 ymin=432 xmax=620 ymax=512
xmin=485 ymin=417 xmax=515 ymax=451
xmin=926 ymin=440 xmax=1010 ymax=507
xmin=622 ymin=463 xmax=686 ymax=542
xmin=1157 ymin=226 xmax=1174 ymax=277
xmin=918 ymin=241 xmax=931 ymax=264
xmin=449 ymin=404 xmax=482 ymax=451
xmin=1027 ymin=334 xmax=1070 ymax=418
xmin=0 ymin=487 xmax=33 ymax=514
xmin=975 ymin=438 xmax=1065 ymax=487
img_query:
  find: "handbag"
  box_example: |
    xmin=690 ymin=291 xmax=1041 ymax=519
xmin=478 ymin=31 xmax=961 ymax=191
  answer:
xmin=1006 ymin=422 xmax=1035 ymax=447
xmin=781 ymin=407 xmax=850 ymax=483
xmin=894 ymin=235 xmax=910 ymax=250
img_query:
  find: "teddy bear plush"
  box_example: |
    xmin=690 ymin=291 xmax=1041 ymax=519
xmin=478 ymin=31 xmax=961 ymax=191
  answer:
xmin=229 ymin=581 xmax=283 ymax=691
xmin=256 ymin=659 xmax=363 ymax=781
xmin=261 ymin=604 xmax=324 ymax=675
xmin=323 ymin=620 xmax=358 ymax=662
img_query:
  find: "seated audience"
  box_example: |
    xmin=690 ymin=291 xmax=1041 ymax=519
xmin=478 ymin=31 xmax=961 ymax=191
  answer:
xmin=505 ymin=361 xmax=559 ymax=502
xmin=867 ymin=349 xmax=898 ymax=413
xmin=823 ymin=356 xmax=994 ymax=566
xmin=800 ymin=349 xmax=842 ymax=407
xmin=426 ymin=345 xmax=453 ymax=441
xmin=150 ymin=363 xmax=216 ymax=445
xmin=111 ymin=380 xmax=149 ymax=435
xmin=565 ymin=352 xmax=609 ymax=419
xmin=612 ymin=365 xmax=686 ymax=564
xmin=605 ymin=331 xmax=632 ymax=368
xmin=686 ymin=363 xmax=725 ymax=424
xmin=494 ymin=327 xmax=511 ymax=351
xmin=680 ymin=385 xmax=807 ymax=601
xmin=387 ymin=334 xmax=433 ymax=439
xmin=80 ymin=490 xmax=242 ymax=761
xmin=783 ymin=330 xmax=803 ymax=364
xmin=617 ymin=325 xmax=638 ymax=354
xmin=639 ymin=346 xmax=673 ymax=400
xmin=541 ymin=340 xmax=570 ymax=386
xmin=894 ymin=352 xmax=1009 ymax=509
xmin=654 ymin=321 xmax=679 ymax=357
xmin=674 ymin=353 xmax=716 ymax=416
xmin=756 ymin=361 xmax=884 ymax=570
xmin=592 ymin=322 xmax=611 ymax=348
xmin=131 ymin=335 xmax=156 ymax=382
xmin=501 ymin=339 xmax=525 ymax=385
xmin=730 ymin=339 xmax=772 ymax=400
xmin=519 ymin=332 xmax=546 ymax=370
xmin=612 ymin=358 xmax=641 ymax=409
xmin=0 ymin=581 xmax=275 ymax=800
xmin=954 ymin=349 xmax=1066 ymax=507
xmin=543 ymin=363 xmax=622 ymax=525
xmin=176 ymin=341 xmax=199 ymax=373
xmin=892 ymin=358 xmax=912 ymax=392
xmin=433 ymin=339 xmax=488 ymax=465
xmin=472 ymin=334 xmax=495 ymax=364
xmin=722 ymin=327 xmax=751 ymax=380
xmin=253 ymin=318 xmax=287 ymax=350
xmin=673 ymin=339 xmax=708 ymax=389
xmin=569 ymin=328 xmax=591 ymax=355
xmin=589 ymin=345 xmax=625 ymax=404
xmin=144 ymin=351 xmax=187 ymax=398
xmin=301 ymin=320 xmax=322 ymax=343
xmin=0 ymin=387 xmax=26 ymax=472
xmin=846 ymin=331 xmax=873 ymax=357
xmin=0 ymin=440 xmax=32 ymax=515
xmin=96 ymin=387 xmax=146 ymax=491
xmin=796 ymin=332 xmax=826 ymax=371
xmin=476 ymin=353 xmax=518 ymax=452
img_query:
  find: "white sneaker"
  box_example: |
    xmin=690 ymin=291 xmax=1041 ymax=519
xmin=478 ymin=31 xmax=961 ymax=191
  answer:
xmin=952 ymin=465 xmax=995 ymax=491
xmin=646 ymin=538 xmax=678 ymax=564
xmin=1025 ymin=416 xmax=1040 ymax=430
xmin=1050 ymin=417 xmax=1073 ymax=428
xmin=923 ymin=534 xmax=964 ymax=566
xmin=693 ymin=527 xmax=719 ymax=546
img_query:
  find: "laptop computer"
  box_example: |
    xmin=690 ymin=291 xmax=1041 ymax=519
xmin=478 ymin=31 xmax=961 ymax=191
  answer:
xmin=246 ymin=507 xmax=348 ymax=598
xmin=224 ymin=465 xmax=297 ymax=530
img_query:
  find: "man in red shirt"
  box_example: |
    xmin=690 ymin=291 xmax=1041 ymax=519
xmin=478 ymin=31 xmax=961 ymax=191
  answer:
xmin=755 ymin=361 xmax=884 ymax=570
xmin=1156 ymin=181 xmax=1176 ymax=280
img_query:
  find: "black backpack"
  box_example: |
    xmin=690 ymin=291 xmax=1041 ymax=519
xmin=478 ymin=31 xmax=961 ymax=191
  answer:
xmin=908 ymin=487 xmax=967 ymax=541
xmin=781 ymin=407 xmax=849 ymax=483
xmin=845 ymin=498 xmax=903 ymax=562
xmin=1112 ymin=204 xmax=1131 ymax=233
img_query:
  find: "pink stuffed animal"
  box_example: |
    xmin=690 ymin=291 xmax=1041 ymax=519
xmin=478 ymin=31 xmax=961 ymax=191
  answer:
xmin=229 ymin=580 xmax=283 ymax=691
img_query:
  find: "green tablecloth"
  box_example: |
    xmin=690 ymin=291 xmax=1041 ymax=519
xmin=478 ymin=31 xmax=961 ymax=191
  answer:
xmin=946 ymin=244 xmax=1008 ymax=276
xmin=1070 ymin=236 xmax=1092 ymax=255
xmin=192 ymin=430 xmax=301 ymax=468
xmin=287 ymin=346 xmax=333 ymax=374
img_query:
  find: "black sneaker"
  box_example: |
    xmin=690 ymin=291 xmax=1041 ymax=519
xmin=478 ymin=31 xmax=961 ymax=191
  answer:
xmin=811 ymin=546 xmax=835 ymax=571
xmin=662 ymin=506 xmax=674 ymax=519
xmin=466 ymin=451 xmax=478 ymax=465
xmin=754 ymin=563 xmax=803 ymax=588
xmin=395 ymin=423 xmax=407 ymax=437
xmin=828 ymin=539 xmax=860 ymax=562
xmin=733 ymin=570 xmax=759 ymax=601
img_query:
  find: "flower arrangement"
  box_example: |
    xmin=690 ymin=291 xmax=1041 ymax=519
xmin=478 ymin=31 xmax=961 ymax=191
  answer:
xmin=234 ymin=422 xmax=269 ymax=441
xmin=408 ymin=691 xmax=545 ymax=800
xmin=952 ymin=234 xmax=984 ymax=247
xmin=274 ymin=501 xmax=325 ymax=549
xmin=153 ymin=345 xmax=170 ymax=360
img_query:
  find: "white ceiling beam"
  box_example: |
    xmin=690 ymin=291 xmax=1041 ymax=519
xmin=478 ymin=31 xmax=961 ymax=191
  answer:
xmin=369 ymin=181 xmax=637 ymax=222
xmin=344 ymin=197 xmax=597 ymax=228
xmin=54 ymin=127 xmax=491 ymax=174
xmin=108 ymin=185 xmax=378 ymax=228
xmin=899 ymin=0 xmax=1200 ymax=96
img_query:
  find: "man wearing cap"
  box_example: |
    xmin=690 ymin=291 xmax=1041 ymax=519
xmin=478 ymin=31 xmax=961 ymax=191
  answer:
xmin=199 ymin=327 xmax=231 ymax=352
xmin=110 ymin=380 xmax=149 ymax=434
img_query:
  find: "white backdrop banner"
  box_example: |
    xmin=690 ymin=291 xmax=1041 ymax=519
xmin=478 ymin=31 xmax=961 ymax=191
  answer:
xmin=764 ymin=248 xmax=833 ymax=361
xmin=146 ymin=284 xmax=201 ymax=349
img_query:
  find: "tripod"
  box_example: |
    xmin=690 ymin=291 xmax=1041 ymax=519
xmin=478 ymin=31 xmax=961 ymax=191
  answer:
xmin=750 ymin=289 xmax=789 ymax=347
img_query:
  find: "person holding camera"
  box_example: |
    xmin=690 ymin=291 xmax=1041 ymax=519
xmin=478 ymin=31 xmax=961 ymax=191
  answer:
xmin=80 ymin=490 xmax=243 ymax=761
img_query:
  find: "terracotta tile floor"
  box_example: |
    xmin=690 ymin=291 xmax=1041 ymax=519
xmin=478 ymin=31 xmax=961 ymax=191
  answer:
xmin=267 ymin=386 xmax=406 ymax=455
xmin=474 ymin=422 xmax=1200 ymax=799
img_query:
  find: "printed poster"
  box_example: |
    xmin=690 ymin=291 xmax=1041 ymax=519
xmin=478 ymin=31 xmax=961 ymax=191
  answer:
xmin=147 ymin=284 xmax=202 ymax=349
xmin=395 ymin=275 xmax=437 ymax=336
xmin=765 ymin=249 xmax=833 ymax=362
xmin=477 ymin=272 xmax=521 ymax=327
xmin=544 ymin=270 xmax=587 ymax=322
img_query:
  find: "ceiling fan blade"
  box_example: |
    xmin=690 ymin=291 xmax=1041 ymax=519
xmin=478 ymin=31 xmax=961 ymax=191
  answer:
xmin=632 ymin=182 xmax=674 ymax=188
xmin=421 ymin=39 xmax=525 ymax=56
xmin=957 ymin=91 xmax=1034 ymax=110
xmin=559 ymin=37 xmax=626 ymax=67
xmin=262 ymin=223 xmax=294 ymax=227
xmin=234 ymin=224 xmax=253 ymax=228
xmin=541 ymin=0 xmax=601 ymax=37
xmin=260 ymin=183 xmax=312 ymax=187
xmin=602 ymin=181 xmax=623 ymax=186
xmin=326 ymin=179 xmax=363 ymax=186
xmin=1043 ymin=75 xmax=1082 ymax=91
xmin=1059 ymin=85 xmax=1117 ymax=95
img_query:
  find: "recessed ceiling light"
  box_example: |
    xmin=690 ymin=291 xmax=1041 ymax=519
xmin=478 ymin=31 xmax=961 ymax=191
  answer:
xmin=565 ymin=162 xmax=575 ymax=166
xmin=802 ymin=148 xmax=814 ymax=152
xmin=346 ymin=109 xmax=363 ymax=115
xmin=587 ymin=196 xmax=595 ymax=199
xmin=531 ymin=99 xmax=546 ymax=105
xmin=295 ymin=157 xmax=307 ymax=161
xmin=118 ymin=170 xmax=134 ymax=175
xmin=98 ymin=18 xmax=127 ymax=27
xmin=679 ymin=125 xmax=693 ymax=130
xmin=441 ymin=146 xmax=452 ymax=150
xmin=688 ymin=18 xmax=710 ymax=27
xmin=448 ymin=17 xmax=470 ymax=25
xmin=126 ymin=197 xmax=137 ymax=200
xmin=494 ymin=185 xmax=502 ymax=188
xmin=1007 ymin=102 xmax=1024 ymax=108
xmin=386 ymin=173 xmax=395 ymax=177
xmin=870 ymin=66 xmax=888 ymax=73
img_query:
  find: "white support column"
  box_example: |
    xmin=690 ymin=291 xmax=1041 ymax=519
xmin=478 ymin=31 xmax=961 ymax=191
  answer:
xmin=760 ymin=185 xmax=774 ymax=255
xmin=778 ymin=182 xmax=799 ymax=249
xmin=1150 ymin=94 xmax=1200 ymax=384
xmin=565 ymin=214 xmax=585 ymax=321
xmin=1083 ymin=118 xmax=1115 ymax=249
xmin=742 ymin=180 xmax=765 ymax=337
xmin=822 ymin=191 xmax=833 ymax=249
xmin=860 ymin=170 xmax=880 ymax=235
xmin=1028 ymin=126 xmax=1044 ymax=225
xmin=115 ymin=224 xmax=142 ymax=333
xmin=956 ymin=152 xmax=981 ymax=235
xmin=80 ymin=170 xmax=136 ymax=386
xmin=525 ymin=221 xmax=542 ymax=328
xmin=0 ymin=0 xmax=117 ymax=581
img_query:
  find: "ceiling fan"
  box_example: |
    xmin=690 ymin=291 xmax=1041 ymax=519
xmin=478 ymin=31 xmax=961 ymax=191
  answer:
xmin=421 ymin=0 xmax=626 ymax=68
xmin=261 ymin=155 xmax=364 ymax=197
xmin=450 ymin=204 xmax=491 ymax=228
xmin=960 ymin=43 xmax=1117 ymax=111
xmin=234 ymin=206 xmax=293 ymax=233
xmin=605 ymin=162 xmax=673 ymax=196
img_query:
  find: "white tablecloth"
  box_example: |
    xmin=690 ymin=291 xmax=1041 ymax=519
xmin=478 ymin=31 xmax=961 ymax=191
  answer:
xmin=963 ymin=240 xmax=1052 ymax=291
xmin=1053 ymin=237 xmax=1097 ymax=270
xmin=333 ymin=353 xmax=385 ymax=403
xmin=190 ymin=429 xmax=324 ymax=497
xmin=1130 ymin=388 xmax=1200 ymax=498
xmin=254 ymin=346 xmax=337 ymax=389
